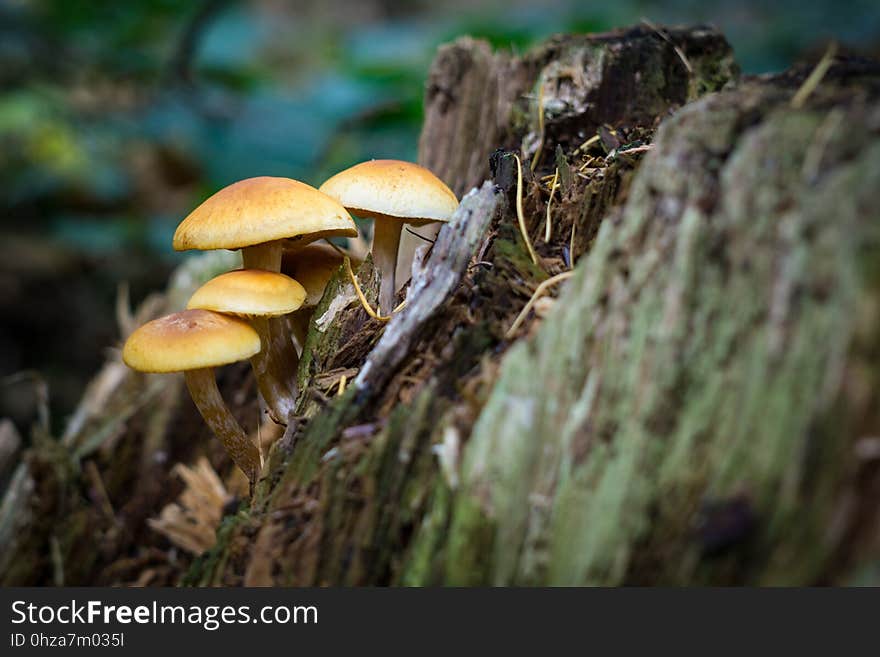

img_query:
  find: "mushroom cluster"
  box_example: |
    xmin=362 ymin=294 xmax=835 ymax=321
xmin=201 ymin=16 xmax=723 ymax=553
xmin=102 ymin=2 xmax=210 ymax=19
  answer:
xmin=122 ymin=163 xmax=457 ymax=489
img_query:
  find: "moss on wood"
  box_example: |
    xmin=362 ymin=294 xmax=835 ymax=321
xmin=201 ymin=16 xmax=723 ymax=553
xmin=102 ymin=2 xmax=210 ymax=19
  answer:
xmin=5 ymin=27 xmax=879 ymax=588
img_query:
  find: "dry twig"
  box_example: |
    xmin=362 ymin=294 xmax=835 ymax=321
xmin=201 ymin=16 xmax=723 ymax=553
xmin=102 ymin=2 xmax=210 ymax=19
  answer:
xmin=791 ymin=41 xmax=838 ymax=108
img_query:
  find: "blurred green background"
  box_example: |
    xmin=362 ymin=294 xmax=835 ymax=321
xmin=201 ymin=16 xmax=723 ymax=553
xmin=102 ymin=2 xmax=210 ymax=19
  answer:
xmin=1 ymin=0 xmax=878 ymax=432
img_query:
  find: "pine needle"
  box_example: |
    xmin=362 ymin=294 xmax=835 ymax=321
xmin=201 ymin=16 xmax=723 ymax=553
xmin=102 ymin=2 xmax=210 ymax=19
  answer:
xmin=791 ymin=41 xmax=837 ymax=109
xmin=641 ymin=18 xmax=692 ymax=73
xmin=574 ymin=134 xmax=600 ymax=155
xmin=545 ymin=167 xmax=559 ymax=242
xmin=512 ymin=153 xmax=539 ymax=266
xmin=345 ymin=257 xmax=406 ymax=322
xmin=506 ymin=271 xmax=574 ymax=338
xmin=346 ymin=257 xmax=391 ymax=321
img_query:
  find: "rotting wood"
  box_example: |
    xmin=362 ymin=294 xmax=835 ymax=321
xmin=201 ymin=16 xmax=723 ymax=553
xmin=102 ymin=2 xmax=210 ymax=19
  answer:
xmin=356 ymin=182 xmax=504 ymax=396
xmin=5 ymin=26 xmax=879 ymax=587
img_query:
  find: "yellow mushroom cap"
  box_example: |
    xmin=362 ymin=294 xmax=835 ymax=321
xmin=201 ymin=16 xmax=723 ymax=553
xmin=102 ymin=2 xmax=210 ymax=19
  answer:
xmin=319 ymin=160 xmax=458 ymax=226
xmin=122 ymin=309 xmax=260 ymax=373
xmin=187 ymin=269 xmax=306 ymax=317
xmin=172 ymin=177 xmax=358 ymax=252
xmin=281 ymin=243 xmax=351 ymax=308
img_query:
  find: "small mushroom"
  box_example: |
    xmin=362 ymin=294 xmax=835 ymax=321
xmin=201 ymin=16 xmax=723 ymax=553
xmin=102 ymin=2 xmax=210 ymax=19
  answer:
xmin=187 ymin=269 xmax=306 ymax=425
xmin=319 ymin=160 xmax=458 ymax=315
xmin=122 ymin=309 xmax=262 ymax=485
xmin=281 ymin=242 xmax=355 ymax=348
xmin=172 ymin=176 xmax=357 ymax=272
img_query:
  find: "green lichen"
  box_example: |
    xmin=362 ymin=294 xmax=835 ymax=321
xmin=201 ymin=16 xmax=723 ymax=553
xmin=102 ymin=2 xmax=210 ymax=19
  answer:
xmin=450 ymin=89 xmax=880 ymax=585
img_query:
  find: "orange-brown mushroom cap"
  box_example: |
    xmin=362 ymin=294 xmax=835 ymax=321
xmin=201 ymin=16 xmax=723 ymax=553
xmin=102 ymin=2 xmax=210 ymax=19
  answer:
xmin=187 ymin=269 xmax=306 ymax=317
xmin=318 ymin=160 xmax=458 ymax=226
xmin=281 ymin=243 xmax=351 ymax=309
xmin=172 ymin=177 xmax=358 ymax=252
xmin=122 ymin=309 xmax=261 ymax=373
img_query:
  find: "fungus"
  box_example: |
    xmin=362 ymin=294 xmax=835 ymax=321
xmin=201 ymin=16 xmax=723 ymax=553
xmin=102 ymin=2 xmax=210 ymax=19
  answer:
xmin=281 ymin=242 xmax=353 ymax=347
xmin=187 ymin=269 xmax=306 ymax=424
xmin=122 ymin=309 xmax=262 ymax=485
xmin=172 ymin=176 xmax=357 ymax=272
xmin=319 ymin=160 xmax=458 ymax=315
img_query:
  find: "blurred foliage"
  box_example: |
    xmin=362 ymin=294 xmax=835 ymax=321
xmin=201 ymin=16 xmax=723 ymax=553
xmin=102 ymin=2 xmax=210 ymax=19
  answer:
xmin=0 ymin=0 xmax=877 ymax=429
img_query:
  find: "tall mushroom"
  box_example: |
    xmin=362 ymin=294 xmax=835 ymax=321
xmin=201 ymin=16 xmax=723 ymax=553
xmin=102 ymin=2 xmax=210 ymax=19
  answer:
xmin=187 ymin=269 xmax=306 ymax=424
xmin=122 ymin=309 xmax=262 ymax=485
xmin=319 ymin=160 xmax=458 ymax=315
xmin=172 ymin=176 xmax=357 ymax=272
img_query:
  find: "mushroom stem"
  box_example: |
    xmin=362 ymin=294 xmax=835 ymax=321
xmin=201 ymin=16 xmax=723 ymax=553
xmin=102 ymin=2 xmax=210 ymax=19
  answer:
xmin=288 ymin=311 xmax=312 ymax=354
xmin=184 ymin=368 xmax=261 ymax=485
xmin=249 ymin=316 xmax=298 ymax=424
xmin=395 ymin=223 xmax=440 ymax=294
xmin=242 ymin=241 xmax=283 ymax=272
xmin=372 ymin=218 xmax=402 ymax=316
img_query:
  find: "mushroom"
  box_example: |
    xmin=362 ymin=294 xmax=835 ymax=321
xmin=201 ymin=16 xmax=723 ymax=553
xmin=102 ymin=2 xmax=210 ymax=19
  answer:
xmin=319 ymin=160 xmax=458 ymax=315
xmin=172 ymin=177 xmax=356 ymax=423
xmin=280 ymin=242 xmax=355 ymax=348
xmin=187 ymin=269 xmax=306 ymax=424
xmin=122 ymin=309 xmax=262 ymax=485
xmin=172 ymin=176 xmax=357 ymax=272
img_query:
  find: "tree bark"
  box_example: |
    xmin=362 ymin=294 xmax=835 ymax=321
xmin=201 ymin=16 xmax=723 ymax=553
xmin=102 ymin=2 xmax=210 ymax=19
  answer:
xmin=3 ymin=25 xmax=879 ymax=586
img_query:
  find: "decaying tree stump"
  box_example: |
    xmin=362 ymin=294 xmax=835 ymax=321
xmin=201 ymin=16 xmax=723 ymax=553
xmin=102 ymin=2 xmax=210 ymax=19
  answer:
xmin=2 ymin=24 xmax=878 ymax=586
